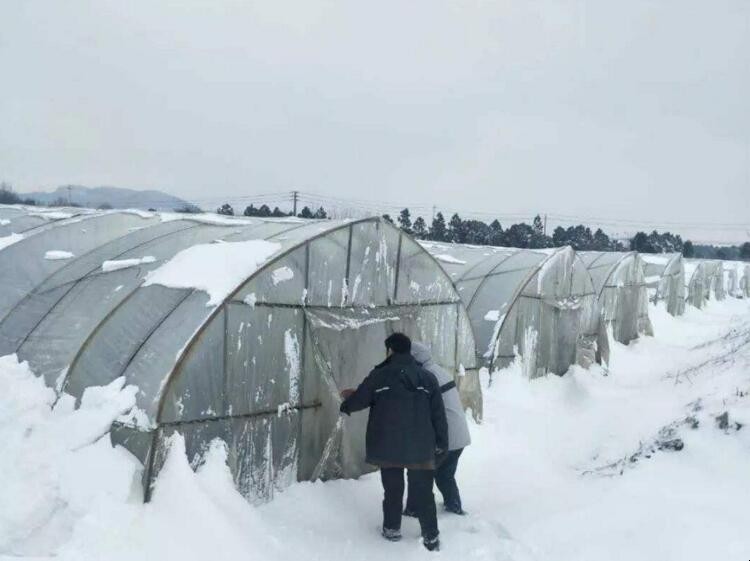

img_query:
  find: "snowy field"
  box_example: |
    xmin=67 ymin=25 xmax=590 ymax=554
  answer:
xmin=1 ymin=298 xmax=749 ymax=561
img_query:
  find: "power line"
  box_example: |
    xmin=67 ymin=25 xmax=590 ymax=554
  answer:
xmin=20 ymin=186 xmax=750 ymax=240
xmin=297 ymin=190 xmax=750 ymax=231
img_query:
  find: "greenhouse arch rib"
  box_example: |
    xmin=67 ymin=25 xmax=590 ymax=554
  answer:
xmin=3 ymin=222 xmax=203 ymax=354
xmin=59 ymin=218 xmax=315 ymax=397
xmin=589 ymin=251 xmax=639 ymax=298
xmin=461 ymin=253 xmax=520 ymax=310
xmin=0 ymin=211 xmax=150 ymax=325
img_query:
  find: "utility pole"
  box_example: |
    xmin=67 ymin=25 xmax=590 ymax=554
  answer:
xmin=292 ymin=190 xmax=299 ymax=216
xmin=543 ymin=213 xmax=548 ymax=236
xmin=432 ymin=205 xmax=436 ymax=221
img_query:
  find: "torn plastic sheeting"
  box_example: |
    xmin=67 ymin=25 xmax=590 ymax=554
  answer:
xmin=539 ymin=295 xmax=584 ymax=310
xmin=306 ymin=325 xmax=347 ymax=481
xmin=484 ymin=313 xmax=507 ymax=359
xmin=304 ymin=308 xmax=401 ymax=332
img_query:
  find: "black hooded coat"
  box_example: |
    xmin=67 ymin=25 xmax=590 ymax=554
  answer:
xmin=340 ymin=353 xmax=448 ymax=468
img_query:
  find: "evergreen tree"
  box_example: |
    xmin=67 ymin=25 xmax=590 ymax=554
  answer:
xmin=581 ymin=227 xmax=595 ymax=250
xmin=313 ymin=206 xmax=328 ymax=219
xmin=592 ymin=228 xmax=611 ymax=251
xmin=430 ymin=212 xmax=447 ymax=242
xmin=257 ymin=204 xmax=272 ymax=217
xmin=740 ymin=242 xmax=750 ymax=261
xmin=397 ymin=208 xmax=413 ymax=234
xmin=298 ymin=206 xmax=314 ymax=219
xmin=217 ymin=203 xmax=234 ymax=216
xmin=243 ymin=204 xmax=257 ymax=217
xmin=504 ymin=223 xmax=535 ymax=248
xmin=552 ymin=226 xmax=567 ymax=247
xmin=412 ymin=216 xmax=428 ymax=239
xmin=489 ymin=220 xmax=504 ymax=246
xmin=271 ymin=207 xmax=287 ymax=217
xmin=382 ymin=214 xmax=394 ymax=224
xmin=447 ymin=213 xmax=464 ymax=243
xmin=528 ymin=215 xmax=548 ymax=248
xmin=464 ymin=220 xmax=491 ymax=245
xmin=532 ymin=215 xmax=544 ymax=236
xmin=630 ymin=231 xmax=655 ymax=253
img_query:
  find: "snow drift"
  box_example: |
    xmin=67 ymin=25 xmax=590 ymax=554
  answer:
xmin=1 ymin=298 xmax=749 ymax=560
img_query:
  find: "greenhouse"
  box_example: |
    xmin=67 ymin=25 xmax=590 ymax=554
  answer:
xmin=724 ymin=262 xmax=741 ymax=298
xmin=421 ymin=242 xmax=607 ymax=379
xmin=741 ymin=264 xmax=750 ymax=298
xmin=685 ymin=259 xmax=725 ymax=306
xmin=684 ymin=260 xmax=710 ymax=309
xmin=720 ymin=260 xmax=748 ymax=299
xmin=641 ymin=253 xmax=686 ymax=316
xmin=0 ymin=208 xmax=477 ymax=503
xmin=705 ymin=260 xmax=726 ymax=301
xmin=579 ymin=251 xmax=653 ymax=345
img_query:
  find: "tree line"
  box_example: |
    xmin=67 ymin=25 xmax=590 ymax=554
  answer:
xmin=384 ymin=209 xmax=628 ymax=251
xmin=383 ymin=209 xmax=749 ymax=260
xmin=0 ymin=182 xmax=37 ymax=206
xmin=3 ymin=181 xmax=748 ymax=260
xmin=214 ymin=203 xmax=328 ymax=219
xmin=187 ymin=202 xmax=749 ymax=260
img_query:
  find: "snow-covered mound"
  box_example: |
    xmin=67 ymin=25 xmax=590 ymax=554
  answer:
xmin=1 ymin=299 xmax=749 ymax=560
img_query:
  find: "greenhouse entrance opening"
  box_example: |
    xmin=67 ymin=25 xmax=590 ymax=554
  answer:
xmin=304 ymin=307 xmax=414 ymax=481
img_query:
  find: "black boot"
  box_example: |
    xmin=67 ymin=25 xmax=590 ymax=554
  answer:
xmin=423 ymin=535 xmax=440 ymax=552
xmin=381 ymin=527 xmax=402 ymax=542
xmin=444 ymin=504 xmax=467 ymax=515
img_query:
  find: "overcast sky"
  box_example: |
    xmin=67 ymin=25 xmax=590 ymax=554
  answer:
xmin=1 ymin=1 xmax=748 ymax=242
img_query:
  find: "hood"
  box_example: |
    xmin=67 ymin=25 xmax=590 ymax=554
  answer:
xmin=411 ymin=342 xmax=432 ymax=365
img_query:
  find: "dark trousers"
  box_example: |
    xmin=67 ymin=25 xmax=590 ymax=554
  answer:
xmin=407 ymin=448 xmax=464 ymax=513
xmin=380 ymin=468 xmax=438 ymax=540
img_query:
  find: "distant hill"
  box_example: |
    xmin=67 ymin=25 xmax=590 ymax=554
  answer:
xmin=24 ymin=185 xmax=190 ymax=211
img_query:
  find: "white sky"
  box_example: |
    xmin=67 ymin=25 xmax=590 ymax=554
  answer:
xmin=1 ymin=1 xmax=748 ymax=242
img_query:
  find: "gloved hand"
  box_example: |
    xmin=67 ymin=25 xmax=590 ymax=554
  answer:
xmin=340 ymin=388 xmax=355 ymax=399
xmin=435 ymin=448 xmax=448 ymax=467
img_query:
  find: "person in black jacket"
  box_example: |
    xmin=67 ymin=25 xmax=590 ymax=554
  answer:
xmin=340 ymin=333 xmax=448 ymax=552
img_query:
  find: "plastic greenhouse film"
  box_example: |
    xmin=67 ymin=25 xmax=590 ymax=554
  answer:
xmin=306 ymin=317 xmax=346 ymax=481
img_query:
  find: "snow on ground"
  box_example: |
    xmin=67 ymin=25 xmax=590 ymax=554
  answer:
xmin=143 ymin=239 xmax=281 ymax=306
xmin=0 ymin=299 xmax=749 ymax=560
